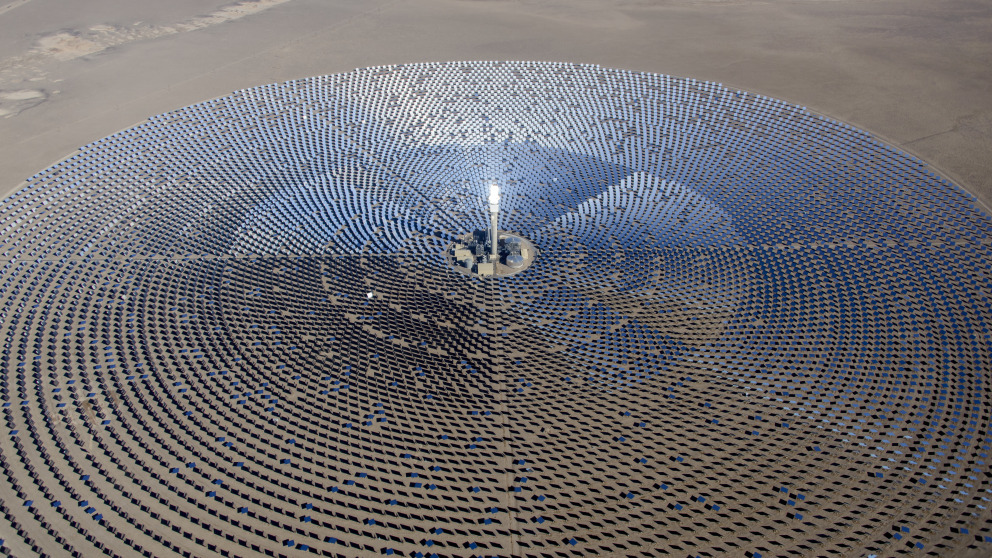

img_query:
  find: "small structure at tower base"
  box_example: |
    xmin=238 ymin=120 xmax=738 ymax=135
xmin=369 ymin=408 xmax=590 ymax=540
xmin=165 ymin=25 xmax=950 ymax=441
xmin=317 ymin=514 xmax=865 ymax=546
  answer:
xmin=446 ymin=230 xmax=536 ymax=278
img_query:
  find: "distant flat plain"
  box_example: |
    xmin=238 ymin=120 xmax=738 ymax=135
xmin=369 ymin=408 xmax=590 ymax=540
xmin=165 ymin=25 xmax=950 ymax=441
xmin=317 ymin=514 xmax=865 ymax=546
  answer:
xmin=0 ymin=0 xmax=989 ymax=212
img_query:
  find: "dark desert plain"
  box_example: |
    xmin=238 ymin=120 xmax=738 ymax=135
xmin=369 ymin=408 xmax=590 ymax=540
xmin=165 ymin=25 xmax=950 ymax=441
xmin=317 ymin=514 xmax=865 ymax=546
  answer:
xmin=0 ymin=0 xmax=990 ymax=209
xmin=0 ymin=1 xmax=991 ymax=558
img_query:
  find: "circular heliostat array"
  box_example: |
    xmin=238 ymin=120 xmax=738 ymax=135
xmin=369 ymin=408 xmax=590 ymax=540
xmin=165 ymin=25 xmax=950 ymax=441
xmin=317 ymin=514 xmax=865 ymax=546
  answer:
xmin=0 ymin=61 xmax=990 ymax=558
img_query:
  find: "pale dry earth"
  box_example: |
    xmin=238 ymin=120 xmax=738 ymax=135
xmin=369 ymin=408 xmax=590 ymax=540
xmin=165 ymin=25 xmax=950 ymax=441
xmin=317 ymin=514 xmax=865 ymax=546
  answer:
xmin=0 ymin=2 xmax=989 ymax=558
xmin=0 ymin=0 xmax=988 ymax=211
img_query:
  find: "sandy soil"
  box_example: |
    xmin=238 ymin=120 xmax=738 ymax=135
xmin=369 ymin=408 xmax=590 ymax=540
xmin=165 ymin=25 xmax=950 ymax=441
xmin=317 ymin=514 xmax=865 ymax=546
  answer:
xmin=0 ymin=5 xmax=989 ymax=557
xmin=0 ymin=0 xmax=988 ymax=211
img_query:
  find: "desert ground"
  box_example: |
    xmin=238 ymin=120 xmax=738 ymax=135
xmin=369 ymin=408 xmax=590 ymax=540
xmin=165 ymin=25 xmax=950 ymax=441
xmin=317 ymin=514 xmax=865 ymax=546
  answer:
xmin=0 ymin=0 xmax=989 ymax=210
xmin=0 ymin=3 xmax=991 ymax=558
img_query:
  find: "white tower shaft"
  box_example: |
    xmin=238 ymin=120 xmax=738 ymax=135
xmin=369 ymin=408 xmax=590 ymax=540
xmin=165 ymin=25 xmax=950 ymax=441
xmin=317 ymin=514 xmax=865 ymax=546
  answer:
xmin=488 ymin=183 xmax=500 ymax=260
